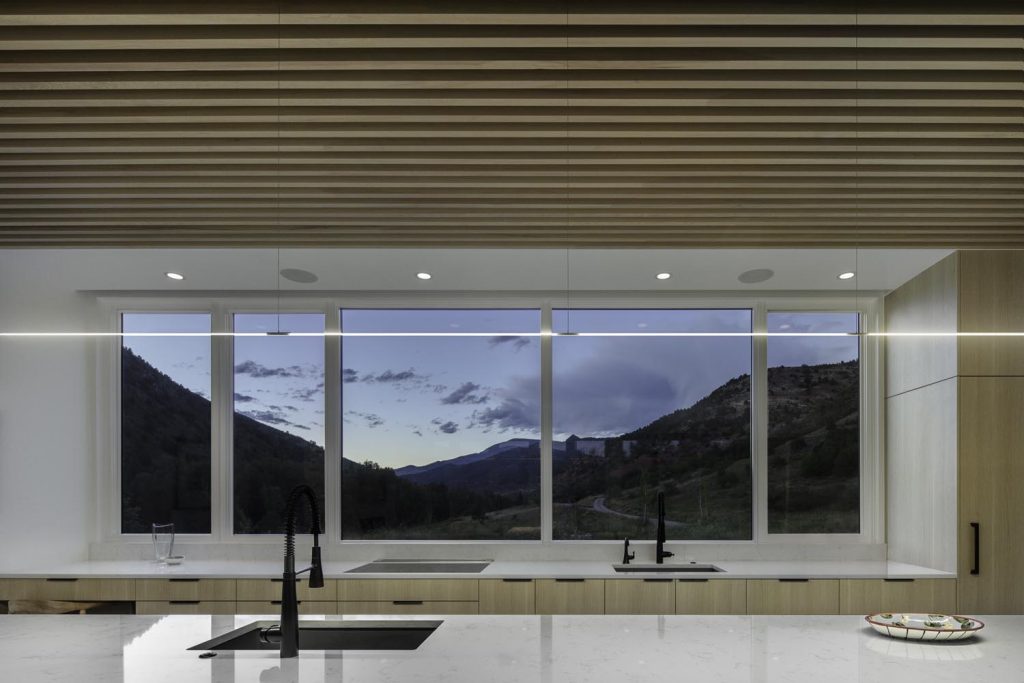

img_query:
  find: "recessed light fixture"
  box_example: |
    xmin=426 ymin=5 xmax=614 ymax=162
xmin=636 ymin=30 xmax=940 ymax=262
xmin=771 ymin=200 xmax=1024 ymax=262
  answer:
xmin=837 ymin=272 xmax=856 ymax=280
xmin=279 ymin=268 xmax=318 ymax=284
xmin=656 ymin=272 xmax=671 ymax=280
xmin=737 ymin=268 xmax=774 ymax=284
xmin=416 ymin=272 xmax=432 ymax=280
xmin=165 ymin=272 xmax=185 ymax=281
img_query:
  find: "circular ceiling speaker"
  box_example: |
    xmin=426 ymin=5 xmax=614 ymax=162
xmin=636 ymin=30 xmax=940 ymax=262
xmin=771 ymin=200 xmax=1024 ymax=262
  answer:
xmin=279 ymin=268 xmax=319 ymax=284
xmin=737 ymin=268 xmax=775 ymax=284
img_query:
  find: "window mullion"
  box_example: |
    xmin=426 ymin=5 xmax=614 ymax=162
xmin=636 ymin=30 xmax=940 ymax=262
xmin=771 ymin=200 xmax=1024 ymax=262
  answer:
xmin=212 ymin=304 xmax=233 ymax=541
xmin=324 ymin=303 xmax=342 ymax=542
xmin=752 ymin=302 xmax=769 ymax=543
xmin=541 ymin=303 xmax=553 ymax=544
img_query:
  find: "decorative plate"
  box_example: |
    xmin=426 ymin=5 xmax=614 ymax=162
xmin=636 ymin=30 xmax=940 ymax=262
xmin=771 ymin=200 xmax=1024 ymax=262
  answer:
xmin=866 ymin=613 xmax=984 ymax=641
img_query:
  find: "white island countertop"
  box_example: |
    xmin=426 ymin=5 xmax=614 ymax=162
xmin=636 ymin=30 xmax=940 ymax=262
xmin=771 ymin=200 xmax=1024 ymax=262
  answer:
xmin=0 ymin=559 xmax=954 ymax=579
xmin=0 ymin=613 xmax=1012 ymax=683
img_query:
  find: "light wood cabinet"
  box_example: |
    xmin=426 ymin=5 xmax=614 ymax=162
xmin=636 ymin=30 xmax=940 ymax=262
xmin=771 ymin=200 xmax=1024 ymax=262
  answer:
xmin=6 ymin=579 xmax=135 ymax=602
xmin=676 ymin=580 xmax=747 ymax=615
xmin=479 ymin=579 xmax=535 ymax=614
xmin=0 ymin=579 xmax=8 ymax=600
xmin=338 ymin=601 xmax=478 ymax=615
xmin=535 ymin=579 xmax=604 ymax=615
xmin=605 ymin=579 xmax=674 ymax=615
xmin=747 ymin=580 xmax=839 ymax=615
xmin=839 ymin=579 xmax=957 ymax=615
xmin=136 ymin=579 xmax=235 ymax=602
xmin=958 ymin=377 xmax=1024 ymax=614
xmin=136 ymin=601 xmax=237 ymax=615
xmin=236 ymin=601 xmax=338 ymax=615
xmin=336 ymin=579 xmax=477 ymax=602
xmin=236 ymin=578 xmax=337 ymax=602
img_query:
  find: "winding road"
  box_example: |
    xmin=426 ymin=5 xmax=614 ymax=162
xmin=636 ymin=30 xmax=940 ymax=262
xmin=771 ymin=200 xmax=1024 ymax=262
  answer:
xmin=592 ymin=496 xmax=684 ymax=527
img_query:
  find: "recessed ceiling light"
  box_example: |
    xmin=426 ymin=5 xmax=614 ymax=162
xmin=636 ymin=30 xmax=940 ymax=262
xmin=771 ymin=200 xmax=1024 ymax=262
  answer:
xmin=656 ymin=272 xmax=671 ymax=280
xmin=416 ymin=272 xmax=432 ymax=280
xmin=165 ymin=272 xmax=185 ymax=281
xmin=738 ymin=268 xmax=774 ymax=284
xmin=279 ymin=267 xmax=318 ymax=284
xmin=838 ymin=272 xmax=856 ymax=280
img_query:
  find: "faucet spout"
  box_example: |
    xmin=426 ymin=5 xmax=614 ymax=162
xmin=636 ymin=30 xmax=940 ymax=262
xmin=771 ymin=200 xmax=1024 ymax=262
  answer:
xmin=279 ymin=484 xmax=323 ymax=658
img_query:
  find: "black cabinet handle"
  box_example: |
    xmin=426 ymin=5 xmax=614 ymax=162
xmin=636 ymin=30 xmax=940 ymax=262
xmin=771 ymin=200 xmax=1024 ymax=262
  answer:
xmin=555 ymin=578 xmax=585 ymax=583
xmin=46 ymin=578 xmax=78 ymax=582
xmin=643 ymin=578 xmax=673 ymax=583
xmin=971 ymin=522 xmax=980 ymax=575
xmin=169 ymin=600 xmax=200 ymax=605
xmin=502 ymin=579 xmax=533 ymax=583
xmin=392 ymin=600 xmax=423 ymax=605
xmin=883 ymin=579 xmax=914 ymax=583
xmin=677 ymin=579 xmax=709 ymax=583
xmin=778 ymin=579 xmax=809 ymax=583
xmin=168 ymin=578 xmax=200 ymax=583
xmin=271 ymin=600 xmax=302 ymax=605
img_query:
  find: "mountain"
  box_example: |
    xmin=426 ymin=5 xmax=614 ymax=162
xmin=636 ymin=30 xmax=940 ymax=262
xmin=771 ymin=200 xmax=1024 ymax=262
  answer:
xmin=395 ymin=438 xmax=541 ymax=477
xmin=396 ymin=439 xmax=540 ymax=493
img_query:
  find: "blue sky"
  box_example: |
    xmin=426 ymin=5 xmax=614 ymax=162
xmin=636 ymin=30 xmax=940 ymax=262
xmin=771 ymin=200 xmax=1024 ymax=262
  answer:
xmin=124 ymin=309 xmax=858 ymax=470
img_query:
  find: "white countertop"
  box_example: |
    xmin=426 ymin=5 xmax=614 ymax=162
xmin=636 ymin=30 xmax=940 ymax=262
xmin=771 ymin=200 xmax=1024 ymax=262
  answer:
xmin=0 ymin=559 xmax=954 ymax=580
xmin=0 ymin=613 xmax=1010 ymax=683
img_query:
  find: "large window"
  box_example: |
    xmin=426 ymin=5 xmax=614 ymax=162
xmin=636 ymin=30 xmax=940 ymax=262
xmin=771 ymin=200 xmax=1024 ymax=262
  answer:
xmin=767 ymin=312 xmax=860 ymax=534
xmin=340 ymin=309 xmax=541 ymax=540
xmin=552 ymin=309 xmax=753 ymax=540
xmin=121 ymin=313 xmax=211 ymax=533
xmin=233 ymin=313 xmax=325 ymax=533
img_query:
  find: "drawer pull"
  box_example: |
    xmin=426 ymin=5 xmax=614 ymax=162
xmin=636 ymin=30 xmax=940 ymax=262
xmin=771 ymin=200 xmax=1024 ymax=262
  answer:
xmin=45 ymin=578 xmax=78 ymax=583
xmin=392 ymin=600 xmax=423 ymax=606
xmin=168 ymin=578 xmax=200 ymax=583
xmin=169 ymin=601 xmax=200 ymax=605
xmin=502 ymin=579 xmax=533 ymax=583
xmin=778 ymin=579 xmax=809 ymax=583
xmin=271 ymin=601 xmax=302 ymax=605
xmin=971 ymin=522 xmax=980 ymax=575
xmin=883 ymin=578 xmax=914 ymax=583
xmin=642 ymin=579 xmax=673 ymax=583
xmin=554 ymin=579 xmax=585 ymax=583
xmin=677 ymin=579 xmax=709 ymax=583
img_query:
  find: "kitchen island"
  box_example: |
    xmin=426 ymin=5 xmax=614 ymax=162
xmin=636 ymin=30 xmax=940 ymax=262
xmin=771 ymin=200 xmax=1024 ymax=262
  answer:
xmin=0 ymin=613 xmax=1014 ymax=683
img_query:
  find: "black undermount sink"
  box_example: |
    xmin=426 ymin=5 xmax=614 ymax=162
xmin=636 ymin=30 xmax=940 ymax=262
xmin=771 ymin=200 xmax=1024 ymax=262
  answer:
xmin=346 ymin=559 xmax=491 ymax=573
xmin=190 ymin=620 xmax=442 ymax=652
xmin=612 ymin=563 xmax=724 ymax=573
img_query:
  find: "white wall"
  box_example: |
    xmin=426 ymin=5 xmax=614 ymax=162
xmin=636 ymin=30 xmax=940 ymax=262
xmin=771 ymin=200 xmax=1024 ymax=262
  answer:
xmin=0 ymin=251 xmax=97 ymax=568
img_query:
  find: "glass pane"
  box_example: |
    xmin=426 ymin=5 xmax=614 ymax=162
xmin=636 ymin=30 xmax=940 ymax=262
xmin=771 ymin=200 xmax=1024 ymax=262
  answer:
xmin=233 ymin=313 xmax=325 ymax=533
xmin=341 ymin=309 xmax=541 ymax=540
xmin=552 ymin=309 xmax=753 ymax=540
xmin=121 ymin=313 xmax=211 ymax=533
xmin=767 ymin=312 xmax=860 ymax=534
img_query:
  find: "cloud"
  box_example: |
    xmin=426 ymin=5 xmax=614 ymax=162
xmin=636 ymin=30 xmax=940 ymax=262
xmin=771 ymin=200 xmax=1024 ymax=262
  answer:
xmin=239 ymin=408 xmax=308 ymax=432
xmin=489 ymin=336 xmax=531 ymax=351
xmin=345 ymin=410 xmax=384 ymax=428
xmin=290 ymin=381 xmax=324 ymax=402
xmin=234 ymin=393 xmax=257 ymax=403
xmin=436 ymin=420 xmax=459 ymax=434
xmin=469 ymin=396 xmax=538 ymax=433
xmin=365 ymin=369 xmax=419 ymax=383
xmin=341 ymin=368 xmax=359 ymax=383
xmin=234 ymin=360 xmax=304 ymax=378
xmin=440 ymin=382 xmax=489 ymax=405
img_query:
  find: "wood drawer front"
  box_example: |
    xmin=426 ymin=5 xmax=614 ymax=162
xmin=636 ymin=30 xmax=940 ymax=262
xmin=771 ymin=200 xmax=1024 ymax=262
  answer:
xmin=747 ymin=580 xmax=840 ymax=615
xmin=236 ymin=601 xmax=338 ymax=616
xmin=7 ymin=579 xmax=135 ymax=601
xmin=136 ymin=601 xmax=237 ymax=615
xmin=839 ymin=579 xmax=957 ymax=615
xmin=136 ymin=579 xmax=235 ymax=602
xmin=337 ymin=579 xmax=478 ymax=602
xmin=535 ymin=579 xmax=604 ymax=615
xmin=338 ymin=601 xmax=479 ymax=615
xmin=479 ymin=579 xmax=535 ymax=614
xmin=605 ymin=579 xmax=675 ymax=615
xmin=235 ymin=579 xmax=337 ymax=602
xmin=0 ymin=579 xmax=8 ymax=600
xmin=676 ymin=580 xmax=748 ymax=615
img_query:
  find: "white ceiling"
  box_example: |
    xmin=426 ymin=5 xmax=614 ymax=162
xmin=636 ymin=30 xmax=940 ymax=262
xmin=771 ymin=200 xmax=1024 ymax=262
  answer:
xmin=2 ymin=248 xmax=952 ymax=294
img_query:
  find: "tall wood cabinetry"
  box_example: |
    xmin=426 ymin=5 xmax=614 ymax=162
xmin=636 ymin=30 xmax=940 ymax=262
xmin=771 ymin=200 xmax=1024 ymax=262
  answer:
xmin=885 ymin=250 xmax=1024 ymax=614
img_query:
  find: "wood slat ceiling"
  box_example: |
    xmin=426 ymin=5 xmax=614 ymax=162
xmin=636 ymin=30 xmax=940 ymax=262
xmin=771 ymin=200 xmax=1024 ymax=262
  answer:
xmin=1 ymin=1 xmax=1023 ymax=248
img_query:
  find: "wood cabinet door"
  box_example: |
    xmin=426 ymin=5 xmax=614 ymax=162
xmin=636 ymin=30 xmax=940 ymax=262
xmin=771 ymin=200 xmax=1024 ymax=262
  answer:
xmin=958 ymin=377 xmax=1024 ymax=614
xmin=479 ymin=579 xmax=535 ymax=614
xmin=747 ymin=580 xmax=839 ymax=615
xmin=604 ymin=579 xmax=675 ymax=615
xmin=839 ymin=579 xmax=957 ymax=615
xmin=676 ymin=580 xmax=747 ymax=615
xmin=535 ymin=579 xmax=604 ymax=614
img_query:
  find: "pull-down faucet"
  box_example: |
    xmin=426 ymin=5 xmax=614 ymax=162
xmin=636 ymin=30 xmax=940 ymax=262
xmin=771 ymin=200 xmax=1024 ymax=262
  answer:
xmin=655 ymin=491 xmax=674 ymax=564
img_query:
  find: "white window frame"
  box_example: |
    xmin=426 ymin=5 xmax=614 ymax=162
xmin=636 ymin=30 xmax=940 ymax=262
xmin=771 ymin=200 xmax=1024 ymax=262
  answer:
xmin=96 ymin=291 xmax=883 ymax=548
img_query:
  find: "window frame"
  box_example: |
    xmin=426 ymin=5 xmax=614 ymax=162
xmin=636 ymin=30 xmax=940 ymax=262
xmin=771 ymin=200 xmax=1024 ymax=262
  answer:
xmin=97 ymin=292 xmax=882 ymax=548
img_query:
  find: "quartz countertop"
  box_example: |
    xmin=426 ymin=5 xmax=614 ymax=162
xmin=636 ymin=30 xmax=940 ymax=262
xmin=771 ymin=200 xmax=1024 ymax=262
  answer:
xmin=0 ymin=613 xmax=1010 ymax=683
xmin=0 ymin=559 xmax=954 ymax=580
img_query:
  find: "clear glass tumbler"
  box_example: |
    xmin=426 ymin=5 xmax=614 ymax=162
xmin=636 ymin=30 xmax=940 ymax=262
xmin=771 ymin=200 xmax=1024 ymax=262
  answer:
xmin=152 ymin=523 xmax=175 ymax=563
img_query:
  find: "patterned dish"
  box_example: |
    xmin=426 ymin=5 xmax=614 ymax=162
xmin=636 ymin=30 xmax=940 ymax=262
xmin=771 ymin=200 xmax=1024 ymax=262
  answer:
xmin=866 ymin=613 xmax=985 ymax=641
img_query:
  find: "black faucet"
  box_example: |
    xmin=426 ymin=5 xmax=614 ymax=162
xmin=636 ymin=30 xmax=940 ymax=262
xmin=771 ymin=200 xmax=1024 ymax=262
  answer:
xmin=622 ymin=537 xmax=635 ymax=565
xmin=277 ymin=485 xmax=324 ymax=658
xmin=655 ymin=491 xmax=674 ymax=564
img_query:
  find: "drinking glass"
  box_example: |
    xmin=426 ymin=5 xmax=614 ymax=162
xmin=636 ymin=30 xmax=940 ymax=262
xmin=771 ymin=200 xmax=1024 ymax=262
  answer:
xmin=152 ymin=523 xmax=175 ymax=563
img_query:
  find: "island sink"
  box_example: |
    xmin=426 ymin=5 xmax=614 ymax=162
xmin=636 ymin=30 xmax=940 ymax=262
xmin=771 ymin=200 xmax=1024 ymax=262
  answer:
xmin=190 ymin=620 xmax=442 ymax=652
xmin=612 ymin=563 xmax=724 ymax=573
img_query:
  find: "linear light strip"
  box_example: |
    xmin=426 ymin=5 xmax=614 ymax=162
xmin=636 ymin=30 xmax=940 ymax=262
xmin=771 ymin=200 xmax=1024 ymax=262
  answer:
xmin=2 ymin=331 xmax=1024 ymax=338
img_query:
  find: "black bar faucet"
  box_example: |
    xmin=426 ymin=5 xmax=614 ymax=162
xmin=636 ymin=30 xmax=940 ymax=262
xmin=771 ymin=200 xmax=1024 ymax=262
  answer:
xmin=622 ymin=537 xmax=635 ymax=565
xmin=277 ymin=484 xmax=324 ymax=658
xmin=655 ymin=491 xmax=674 ymax=564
